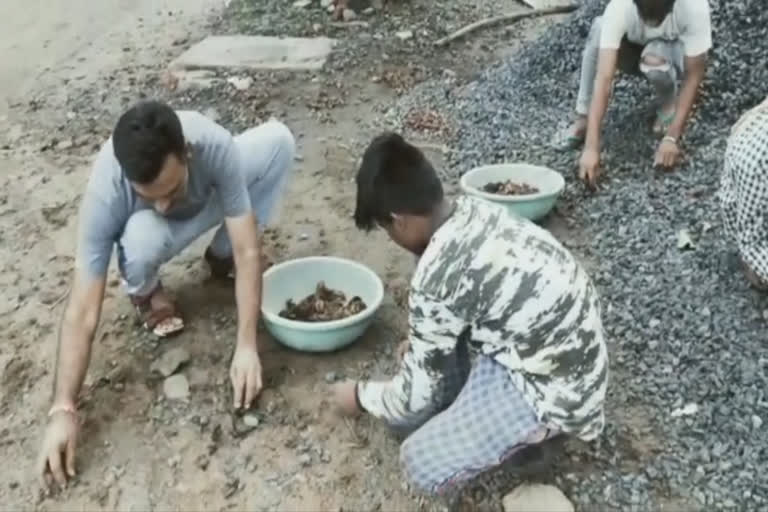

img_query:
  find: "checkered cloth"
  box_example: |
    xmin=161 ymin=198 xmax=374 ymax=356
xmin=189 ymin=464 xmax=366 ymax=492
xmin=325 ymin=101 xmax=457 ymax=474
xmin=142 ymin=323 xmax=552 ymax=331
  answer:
xmin=720 ymin=102 xmax=768 ymax=284
xmin=399 ymin=355 xmax=554 ymax=496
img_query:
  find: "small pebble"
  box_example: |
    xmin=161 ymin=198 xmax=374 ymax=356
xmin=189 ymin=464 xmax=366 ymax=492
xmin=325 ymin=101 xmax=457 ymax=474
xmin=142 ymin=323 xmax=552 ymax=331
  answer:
xmin=243 ymin=413 xmax=261 ymax=428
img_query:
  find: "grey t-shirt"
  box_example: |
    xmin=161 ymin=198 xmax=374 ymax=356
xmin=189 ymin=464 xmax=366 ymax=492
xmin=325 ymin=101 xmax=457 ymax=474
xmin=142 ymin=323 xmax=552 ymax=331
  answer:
xmin=76 ymin=110 xmax=251 ymax=279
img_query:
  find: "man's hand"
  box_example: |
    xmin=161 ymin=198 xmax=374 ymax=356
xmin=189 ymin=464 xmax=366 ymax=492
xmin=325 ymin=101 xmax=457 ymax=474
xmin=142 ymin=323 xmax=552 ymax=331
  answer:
xmin=331 ymin=380 xmax=361 ymax=417
xmin=230 ymin=343 xmax=263 ymax=409
xmin=37 ymin=410 xmax=79 ymax=489
xmin=579 ymin=148 xmax=601 ymax=190
xmin=654 ymin=138 xmax=681 ymax=169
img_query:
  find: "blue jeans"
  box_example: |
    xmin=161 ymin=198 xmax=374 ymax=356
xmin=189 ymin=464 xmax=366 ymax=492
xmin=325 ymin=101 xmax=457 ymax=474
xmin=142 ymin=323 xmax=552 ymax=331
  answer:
xmin=117 ymin=120 xmax=295 ymax=296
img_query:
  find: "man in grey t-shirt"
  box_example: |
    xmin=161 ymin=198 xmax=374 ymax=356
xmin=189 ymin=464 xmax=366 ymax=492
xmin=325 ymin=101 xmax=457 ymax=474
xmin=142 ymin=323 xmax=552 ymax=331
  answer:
xmin=37 ymin=100 xmax=295 ymax=488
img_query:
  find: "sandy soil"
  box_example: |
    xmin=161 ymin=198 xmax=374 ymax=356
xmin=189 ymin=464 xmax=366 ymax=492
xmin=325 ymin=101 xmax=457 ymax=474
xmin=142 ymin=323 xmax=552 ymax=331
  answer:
xmin=0 ymin=1 xmax=609 ymax=511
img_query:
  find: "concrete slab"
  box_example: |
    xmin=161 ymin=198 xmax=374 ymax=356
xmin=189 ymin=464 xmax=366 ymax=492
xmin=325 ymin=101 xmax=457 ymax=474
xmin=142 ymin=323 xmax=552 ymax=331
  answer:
xmin=520 ymin=0 xmax=575 ymax=9
xmin=170 ymin=35 xmax=337 ymax=72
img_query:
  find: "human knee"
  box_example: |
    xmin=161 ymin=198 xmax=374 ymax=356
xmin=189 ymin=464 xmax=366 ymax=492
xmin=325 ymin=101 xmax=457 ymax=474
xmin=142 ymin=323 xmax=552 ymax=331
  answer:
xmin=641 ymin=53 xmax=668 ymax=68
xmin=120 ymin=209 xmax=171 ymax=270
xmin=265 ymin=120 xmax=296 ymax=165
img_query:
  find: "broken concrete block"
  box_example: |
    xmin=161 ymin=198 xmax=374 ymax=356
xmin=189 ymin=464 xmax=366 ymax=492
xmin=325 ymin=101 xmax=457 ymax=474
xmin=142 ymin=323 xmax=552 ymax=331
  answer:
xmin=170 ymin=35 xmax=336 ymax=72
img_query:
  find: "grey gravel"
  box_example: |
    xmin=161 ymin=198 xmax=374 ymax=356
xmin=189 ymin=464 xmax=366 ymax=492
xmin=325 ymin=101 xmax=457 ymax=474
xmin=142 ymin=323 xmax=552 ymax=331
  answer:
xmin=381 ymin=0 xmax=768 ymax=509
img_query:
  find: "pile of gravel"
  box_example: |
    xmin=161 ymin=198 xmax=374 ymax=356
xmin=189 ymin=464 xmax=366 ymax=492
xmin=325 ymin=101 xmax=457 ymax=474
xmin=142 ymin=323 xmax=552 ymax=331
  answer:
xmin=384 ymin=0 xmax=768 ymax=509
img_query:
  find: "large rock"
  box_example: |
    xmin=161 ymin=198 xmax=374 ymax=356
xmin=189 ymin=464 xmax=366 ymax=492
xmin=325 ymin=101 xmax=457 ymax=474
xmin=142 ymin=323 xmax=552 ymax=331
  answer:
xmin=502 ymin=484 xmax=574 ymax=512
xmin=170 ymin=35 xmax=336 ymax=72
xmin=151 ymin=347 xmax=190 ymax=377
xmin=163 ymin=374 xmax=190 ymax=400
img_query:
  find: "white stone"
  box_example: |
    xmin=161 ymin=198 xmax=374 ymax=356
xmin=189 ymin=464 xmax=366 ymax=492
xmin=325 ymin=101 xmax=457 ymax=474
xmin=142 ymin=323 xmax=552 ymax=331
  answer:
xmin=677 ymin=228 xmax=696 ymax=250
xmin=502 ymin=484 xmax=574 ymax=512
xmin=753 ymin=414 xmax=763 ymax=430
xmin=172 ymin=69 xmax=220 ymax=92
xmin=320 ymin=0 xmax=333 ymax=7
xmin=170 ymin=35 xmax=336 ymax=72
xmin=163 ymin=374 xmax=190 ymax=400
xmin=243 ymin=413 xmax=261 ymax=428
xmin=671 ymin=402 xmax=699 ymax=418
xmin=395 ymin=30 xmax=414 ymax=41
xmin=293 ymin=0 xmax=312 ymax=7
xmin=226 ymin=76 xmax=253 ymax=91
xmin=342 ymin=8 xmax=357 ymax=21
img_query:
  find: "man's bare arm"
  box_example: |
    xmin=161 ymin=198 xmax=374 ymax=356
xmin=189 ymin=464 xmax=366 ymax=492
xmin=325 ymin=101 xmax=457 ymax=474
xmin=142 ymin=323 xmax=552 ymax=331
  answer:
xmin=666 ymin=53 xmax=707 ymax=140
xmin=585 ymin=49 xmax=619 ymax=152
xmin=51 ymin=273 xmax=106 ymax=409
xmin=225 ymin=213 xmax=262 ymax=348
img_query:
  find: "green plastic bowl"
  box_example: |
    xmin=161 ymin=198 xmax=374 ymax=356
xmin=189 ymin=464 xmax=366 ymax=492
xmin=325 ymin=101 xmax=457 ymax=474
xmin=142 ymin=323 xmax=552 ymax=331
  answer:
xmin=459 ymin=163 xmax=566 ymax=221
xmin=260 ymin=256 xmax=385 ymax=352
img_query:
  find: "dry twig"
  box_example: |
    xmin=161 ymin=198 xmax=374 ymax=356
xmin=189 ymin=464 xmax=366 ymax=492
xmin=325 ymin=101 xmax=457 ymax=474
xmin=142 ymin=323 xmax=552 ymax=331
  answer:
xmin=434 ymin=4 xmax=579 ymax=47
xmin=48 ymin=286 xmax=71 ymax=310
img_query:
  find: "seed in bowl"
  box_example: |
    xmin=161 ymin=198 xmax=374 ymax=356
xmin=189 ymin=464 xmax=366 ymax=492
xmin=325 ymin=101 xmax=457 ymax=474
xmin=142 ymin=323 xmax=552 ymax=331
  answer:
xmin=278 ymin=281 xmax=367 ymax=322
xmin=482 ymin=180 xmax=540 ymax=196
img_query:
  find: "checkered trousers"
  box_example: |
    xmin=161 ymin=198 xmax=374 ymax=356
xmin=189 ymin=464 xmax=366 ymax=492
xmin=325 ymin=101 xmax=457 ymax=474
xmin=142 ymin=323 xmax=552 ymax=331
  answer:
xmin=719 ymin=103 xmax=768 ymax=284
xmin=399 ymin=355 xmax=553 ymax=496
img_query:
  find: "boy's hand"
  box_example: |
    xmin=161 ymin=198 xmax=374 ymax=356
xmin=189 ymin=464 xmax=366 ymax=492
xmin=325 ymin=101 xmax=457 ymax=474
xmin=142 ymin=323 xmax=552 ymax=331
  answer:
xmin=654 ymin=139 xmax=681 ymax=169
xmin=579 ymin=148 xmax=601 ymax=190
xmin=396 ymin=338 xmax=410 ymax=363
xmin=331 ymin=380 xmax=361 ymax=417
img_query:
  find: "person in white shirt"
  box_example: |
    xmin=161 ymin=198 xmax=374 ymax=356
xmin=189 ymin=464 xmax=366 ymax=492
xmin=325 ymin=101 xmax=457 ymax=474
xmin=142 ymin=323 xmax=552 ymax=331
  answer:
xmin=556 ymin=0 xmax=712 ymax=189
xmin=331 ymin=133 xmax=609 ymax=498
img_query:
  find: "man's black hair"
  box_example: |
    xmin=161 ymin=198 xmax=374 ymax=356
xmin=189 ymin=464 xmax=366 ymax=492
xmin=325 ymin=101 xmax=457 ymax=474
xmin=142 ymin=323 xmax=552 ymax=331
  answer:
xmin=633 ymin=0 xmax=676 ymax=22
xmin=354 ymin=132 xmax=443 ymax=231
xmin=112 ymin=100 xmax=185 ymax=184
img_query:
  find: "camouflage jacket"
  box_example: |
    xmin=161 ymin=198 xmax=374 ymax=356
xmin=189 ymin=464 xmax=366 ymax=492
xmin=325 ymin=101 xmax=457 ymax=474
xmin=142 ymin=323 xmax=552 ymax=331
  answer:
xmin=357 ymin=196 xmax=609 ymax=441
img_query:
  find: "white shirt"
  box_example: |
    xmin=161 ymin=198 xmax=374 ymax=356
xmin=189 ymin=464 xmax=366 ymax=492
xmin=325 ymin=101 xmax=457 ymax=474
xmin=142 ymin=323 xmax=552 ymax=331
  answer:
xmin=599 ymin=0 xmax=713 ymax=57
xmin=357 ymin=197 xmax=609 ymax=441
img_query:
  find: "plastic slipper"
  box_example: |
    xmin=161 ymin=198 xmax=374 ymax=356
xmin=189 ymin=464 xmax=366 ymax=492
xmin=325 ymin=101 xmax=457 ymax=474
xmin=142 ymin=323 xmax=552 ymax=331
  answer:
xmin=131 ymin=283 xmax=184 ymax=338
xmin=653 ymin=108 xmax=676 ymax=137
xmin=552 ymin=127 xmax=586 ymax=151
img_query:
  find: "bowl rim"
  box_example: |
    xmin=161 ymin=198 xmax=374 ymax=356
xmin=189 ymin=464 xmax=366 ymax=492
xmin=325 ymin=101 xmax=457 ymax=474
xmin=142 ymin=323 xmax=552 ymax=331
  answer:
xmin=459 ymin=163 xmax=565 ymax=203
xmin=260 ymin=255 xmax=385 ymax=332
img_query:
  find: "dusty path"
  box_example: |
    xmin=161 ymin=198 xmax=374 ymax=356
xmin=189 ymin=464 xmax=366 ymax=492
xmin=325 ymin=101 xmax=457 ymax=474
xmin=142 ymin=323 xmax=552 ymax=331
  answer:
xmin=0 ymin=0 xmax=225 ymax=113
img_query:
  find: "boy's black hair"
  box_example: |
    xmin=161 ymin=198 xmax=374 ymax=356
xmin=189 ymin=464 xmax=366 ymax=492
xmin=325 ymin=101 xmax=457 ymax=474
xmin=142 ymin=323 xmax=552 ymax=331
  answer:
xmin=354 ymin=132 xmax=443 ymax=231
xmin=112 ymin=100 xmax=186 ymax=184
xmin=633 ymin=0 xmax=676 ymax=22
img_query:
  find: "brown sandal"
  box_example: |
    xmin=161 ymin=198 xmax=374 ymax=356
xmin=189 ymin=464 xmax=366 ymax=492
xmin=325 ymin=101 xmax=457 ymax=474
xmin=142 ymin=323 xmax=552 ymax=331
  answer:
xmin=130 ymin=282 xmax=185 ymax=337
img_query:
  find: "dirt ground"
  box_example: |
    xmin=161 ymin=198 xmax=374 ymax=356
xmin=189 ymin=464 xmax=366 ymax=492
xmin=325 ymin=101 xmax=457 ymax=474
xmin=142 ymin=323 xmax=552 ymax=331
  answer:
xmin=0 ymin=1 xmax=607 ymax=511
